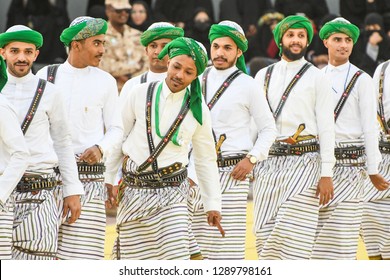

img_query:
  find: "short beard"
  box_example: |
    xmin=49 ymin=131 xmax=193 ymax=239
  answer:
xmin=282 ymin=45 xmax=308 ymax=61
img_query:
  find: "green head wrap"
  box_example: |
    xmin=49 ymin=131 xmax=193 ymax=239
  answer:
xmin=319 ymin=17 xmax=360 ymax=44
xmin=0 ymin=56 xmax=7 ymax=92
xmin=0 ymin=25 xmax=43 ymax=48
xmin=60 ymin=17 xmax=107 ymax=46
xmin=140 ymin=22 xmax=184 ymax=46
xmin=273 ymin=15 xmax=314 ymax=56
xmin=208 ymin=20 xmax=248 ymax=74
xmin=158 ymin=37 xmax=208 ymax=125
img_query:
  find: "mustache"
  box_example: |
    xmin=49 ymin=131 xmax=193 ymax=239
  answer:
xmin=171 ymin=77 xmax=183 ymax=85
xmin=15 ymin=61 xmax=29 ymax=65
xmin=213 ymin=56 xmax=228 ymax=62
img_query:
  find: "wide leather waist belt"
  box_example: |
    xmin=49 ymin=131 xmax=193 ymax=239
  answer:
xmin=123 ymin=168 xmax=187 ymax=188
xmin=334 ymin=146 xmax=365 ymax=160
xmin=16 ymin=175 xmax=57 ymax=193
xmin=379 ymin=141 xmax=390 ymax=154
xmin=54 ymin=162 xmax=106 ymax=175
xmin=217 ymin=155 xmax=245 ymax=167
xmin=269 ymin=142 xmax=319 ymax=156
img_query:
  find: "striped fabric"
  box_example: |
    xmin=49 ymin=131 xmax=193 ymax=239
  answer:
xmin=253 ymin=153 xmax=321 ymax=260
xmin=12 ymin=188 xmax=58 ymax=260
xmin=55 ymin=174 xmax=106 ymax=260
xmin=114 ymin=159 xmax=191 ymax=260
xmin=0 ymin=198 xmax=14 ymax=260
xmin=311 ymin=150 xmax=367 ymax=259
xmin=188 ymin=186 xmax=202 ymax=259
xmin=190 ymin=166 xmax=250 ymax=260
xmin=361 ymin=153 xmax=390 ymax=259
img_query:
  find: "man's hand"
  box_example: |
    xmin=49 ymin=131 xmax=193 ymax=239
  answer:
xmin=105 ymin=183 xmax=118 ymax=208
xmin=207 ymin=211 xmax=224 ymax=237
xmin=63 ymin=195 xmax=81 ymax=224
xmin=231 ymin=158 xmax=254 ymax=181
xmin=79 ymin=145 xmax=102 ymax=164
xmin=316 ymin=177 xmax=334 ymax=206
xmin=369 ymin=174 xmax=389 ymax=191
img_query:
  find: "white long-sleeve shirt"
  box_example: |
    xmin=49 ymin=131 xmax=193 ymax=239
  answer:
xmin=373 ymin=61 xmax=390 ymax=130
xmin=323 ymin=61 xmax=381 ymax=174
xmin=37 ymin=61 xmax=123 ymax=156
xmin=255 ymin=57 xmax=336 ymax=177
xmin=0 ymin=95 xmax=29 ymax=204
xmin=120 ymin=71 xmax=167 ymax=99
xmin=1 ymin=71 xmax=83 ymax=197
xmin=104 ymin=81 xmax=222 ymax=212
xmin=202 ymin=66 xmax=277 ymax=160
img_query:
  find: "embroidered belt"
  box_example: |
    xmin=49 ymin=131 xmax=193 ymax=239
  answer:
xmin=217 ymin=155 xmax=245 ymax=167
xmin=334 ymin=146 xmax=365 ymax=160
xmin=123 ymin=168 xmax=187 ymax=188
xmin=379 ymin=141 xmax=390 ymax=154
xmin=269 ymin=142 xmax=319 ymax=156
xmin=16 ymin=175 xmax=57 ymax=193
xmin=54 ymin=162 xmax=106 ymax=175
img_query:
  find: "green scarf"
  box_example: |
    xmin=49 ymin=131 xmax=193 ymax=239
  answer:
xmin=140 ymin=26 xmax=184 ymax=46
xmin=0 ymin=56 xmax=7 ymax=92
xmin=60 ymin=17 xmax=107 ymax=46
xmin=208 ymin=23 xmax=248 ymax=73
xmin=319 ymin=17 xmax=360 ymax=44
xmin=158 ymin=37 xmax=208 ymax=125
xmin=0 ymin=28 xmax=43 ymax=48
xmin=273 ymin=15 xmax=314 ymax=56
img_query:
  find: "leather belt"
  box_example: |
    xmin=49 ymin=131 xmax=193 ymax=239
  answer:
xmin=334 ymin=146 xmax=365 ymax=160
xmin=217 ymin=155 xmax=245 ymax=167
xmin=16 ymin=175 xmax=57 ymax=193
xmin=123 ymin=168 xmax=187 ymax=188
xmin=54 ymin=162 xmax=106 ymax=175
xmin=269 ymin=142 xmax=319 ymax=156
xmin=379 ymin=141 xmax=390 ymax=154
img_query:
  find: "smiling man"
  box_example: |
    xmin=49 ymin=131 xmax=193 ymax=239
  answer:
xmin=0 ymin=25 xmax=83 ymax=259
xmin=36 ymin=16 xmax=123 ymax=260
xmin=104 ymin=37 xmax=222 ymax=260
xmin=253 ymin=15 xmax=336 ymax=260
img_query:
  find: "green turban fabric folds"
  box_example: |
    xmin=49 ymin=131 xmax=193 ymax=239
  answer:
xmin=0 ymin=29 xmax=43 ymax=48
xmin=0 ymin=56 xmax=7 ymax=92
xmin=209 ymin=24 xmax=248 ymax=73
xmin=319 ymin=18 xmax=360 ymax=44
xmin=60 ymin=17 xmax=107 ymax=46
xmin=273 ymin=15 xmax=314 ymax=56
xmin=158 ymin=37 xmax=208 ymax=125
xmin=140 ymin=27 xmax=184 ymax=46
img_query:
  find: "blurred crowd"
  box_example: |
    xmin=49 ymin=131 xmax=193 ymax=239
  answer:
xmin=4 ymin=0 xmax=390 ymax=78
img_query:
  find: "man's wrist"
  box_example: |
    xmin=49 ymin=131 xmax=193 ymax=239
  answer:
xmin=95 ymin=144 xmax=104 ymax=157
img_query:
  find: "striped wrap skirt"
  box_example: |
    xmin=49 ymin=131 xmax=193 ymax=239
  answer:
xmin=12 ymin=172 xmax=59 ymax=260
xmin=0 ymin=197 xmax=14 ymax=260
xmin=361 ymin=153 xmax=390 ymax=259
xmin=189 ymin=166 xmax=250 ymax=260
xmin=55 ymin=173 xmax=106 ymax=260
xmin=311 ymin=153 xmax=367 ymax=259
xmin=253 ymin=152 xmax=321 ymax=260
xmin=114 ymin=159 xmax=191 ymax=260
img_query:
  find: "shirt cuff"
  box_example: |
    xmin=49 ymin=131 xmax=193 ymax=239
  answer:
xmin=367 ymin=163 xmax=379 ymax=175
xmin=62 ymin=182 xmax=85 ymax=197
xmin=201 ymin=197 xmax=222 ymax=213
xmin=321 ymin=162 xmax=334 ymax=177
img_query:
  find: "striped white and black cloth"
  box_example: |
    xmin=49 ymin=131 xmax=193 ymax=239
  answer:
xmin=55 ymin=173 xmax=106 ymax=260
xmin=361 ymin=153 xmax=390 ymax=259
xmin=113 ymin=159 xmax=191 ymax=260
xmin=189 ymin=166 xmax=250 ymax=260
xmin=253 ymin=152 xmax=321 ymax=260
xmin=0 ymin=198 xmax=14 ymax=260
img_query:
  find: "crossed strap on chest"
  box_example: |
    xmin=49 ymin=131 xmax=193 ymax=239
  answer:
xmin=263 ymin=62 xmax=312 ymax=120
xmin=377 ymin=61 xmax=390 ymax=133
xmin=46 ymin=64 xmax=60 ymax=84
xmin=333 ymin=70 xmax=363 ymax=122
xmin=20 ymin=78 xmax=47 ymax=135
xmin=136 ymin=81 xmax=191 ymax=173
xmin=140 ymin=72 xmax=148 ymax=84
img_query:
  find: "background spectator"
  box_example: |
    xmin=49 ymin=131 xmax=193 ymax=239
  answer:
xmin=186 ymin=7 xmax=213 ymax=57
xmin=127 ymin=0 xmax=153 ymax=31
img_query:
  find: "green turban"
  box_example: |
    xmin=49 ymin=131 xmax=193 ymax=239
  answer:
xmin=319 ymin=17 xmax=360 ymax=44
xmin=273 ymin=15 xmax=314 ymax=56
xmin=209 ymin=21 xmax=248 ymax=74
xmin=0 ymin=56 xmax=7 ymax=92
xmin=0 ymin=25 xmax=43 ymax=48
xmin=60 ymin=17 xmax=107 ymax=46
xmin=158 ymin=37 xmax=208 ymax=125
xmin=140 ymin=22 xmax=184 ymax=46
